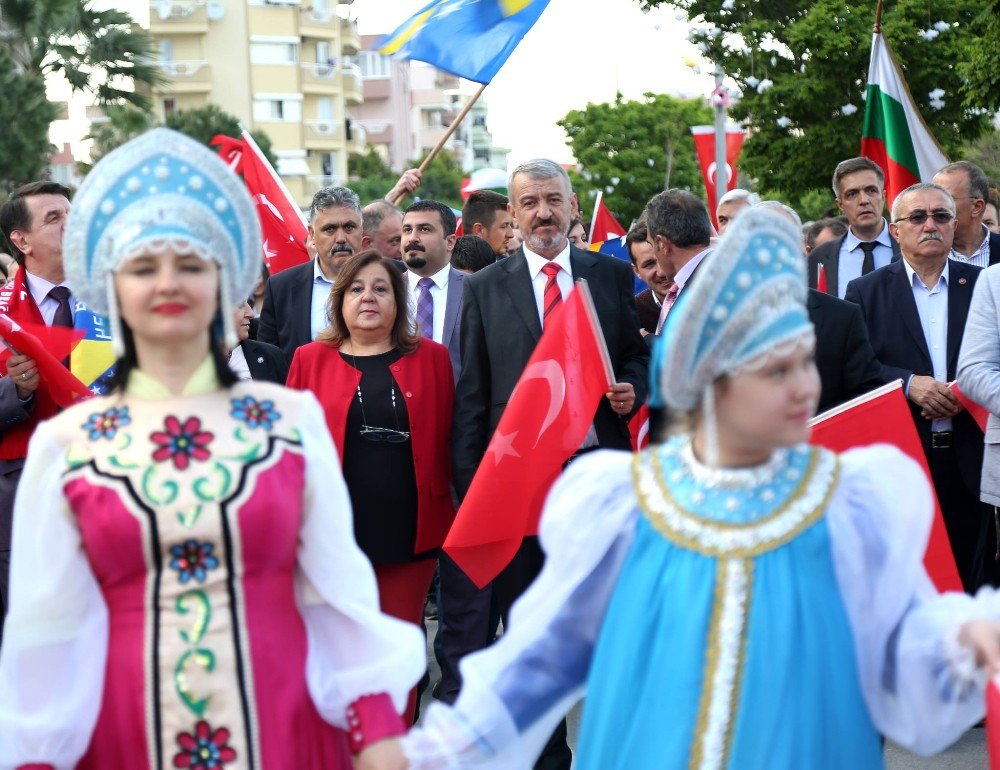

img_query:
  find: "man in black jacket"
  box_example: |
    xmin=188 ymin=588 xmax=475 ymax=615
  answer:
xmin=451 ymin=159 xmax=648 ymax=769
xmin=230 ymin=300 xmax=287 ymax=383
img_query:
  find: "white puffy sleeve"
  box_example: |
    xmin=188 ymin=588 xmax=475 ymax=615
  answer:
xmin=828 ymin=444 xmax=1000 ymax=755
xmin=294 ymin=393 xmax=425 ymax=725
xmin=0 ymin=421 xmax=109 ymax=770
xmin=403 ymin=450 xmax=638 ymax=769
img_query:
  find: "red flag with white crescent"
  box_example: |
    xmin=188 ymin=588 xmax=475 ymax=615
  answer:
xmin=809 ymin=380 xmax=962 ymax=592
xmin=445 ymin=282 xmax=614 ymax=588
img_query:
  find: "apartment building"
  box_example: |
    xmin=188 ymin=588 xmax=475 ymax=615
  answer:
xmin=146 ymin=0 xmax=364 ymax=207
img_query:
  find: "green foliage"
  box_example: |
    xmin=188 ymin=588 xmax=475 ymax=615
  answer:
xmin=0 ymin=50 xmax=59 ymax=193
xmin=348 ymin=147 xmax=398 ymax=204
xmin=1 ymin=0 xmax=158 ymax=109
xmin=636 ymin=0 xmax=993 ymax=212
xmin=558 ymin=92 xmax=713 ymax=226
xmin=960 ymin=130 xmax=1000 ymax=186
xmin=79 ymin=104 xmax=153 ymax=173
xmin=165 ymin=105 xmax=277 ymax=168
xmin=414 ymin=149 xmax=464 ymax=209
xmin=958 ymin=0 xmax=1000 ymax=114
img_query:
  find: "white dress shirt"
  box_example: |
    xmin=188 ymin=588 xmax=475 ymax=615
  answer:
xmin=523 ymin=242 xmax=574 ymax=323
xmin=836 ymin=220 xmax=895 ymax=298
xmin=310 ymin=259 xmax=335 ymax=341
xmin=407 ymin=262 xmax=451 ymax=343
xmin=903 ymin=259 xmax=951 ymax=432
xmin=949 ymin=224 xmax=992 ymax=269
xmin=228 ymin=344 xmax=252 ymax=381
xmin=654 ymin=247 xmax=712 ymax=334
xmin=24 ymin=271 xmax=75 ymax=326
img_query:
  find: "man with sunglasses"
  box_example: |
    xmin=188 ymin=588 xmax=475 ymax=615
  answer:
xmin=846 ymin=182 xmax=989 ymax=592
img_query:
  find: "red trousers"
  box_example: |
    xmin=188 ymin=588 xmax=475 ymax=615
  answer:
xmin=374 ymin=559 xmax=436 ymax=724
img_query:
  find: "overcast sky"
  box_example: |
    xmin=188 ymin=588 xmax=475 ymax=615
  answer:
xmin=354 ymin=0 xmax=714 ymax=166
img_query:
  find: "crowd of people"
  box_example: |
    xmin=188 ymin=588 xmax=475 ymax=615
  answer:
xmin=2 ymin=124 xmax=1000 ymax=769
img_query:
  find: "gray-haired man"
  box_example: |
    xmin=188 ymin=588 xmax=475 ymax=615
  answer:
xmin=258 ymin=186 xmax=370 ymax=363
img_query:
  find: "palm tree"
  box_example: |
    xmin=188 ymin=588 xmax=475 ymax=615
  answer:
xmin=0 ymin=0 xmax=158 ymax=108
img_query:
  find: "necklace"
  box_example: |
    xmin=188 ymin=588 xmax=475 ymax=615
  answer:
xmin=348 ymin=350 xmax=410 ymax=444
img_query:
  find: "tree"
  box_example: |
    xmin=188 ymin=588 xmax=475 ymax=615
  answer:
xmin=0 ymin=49 xmax=59 ymax=193
xmin=415 ymin=149 xmax=464 ymax=209
xmin=961 ymin=130 xmax=1000 ymax=185
xmin=79 ymin=104 xmax=153 ymax=173
xmin=164 ymin=105 xmax=277 ymax=168
xmin=348 ymin=147 xmax=398 ymax=204
xmin=636 ymin=0 xmax=993 ymax=212
xmin=958 ymin=0 xmax=1000 ymax=115
xmin=558 ymin=92 xmax=713 ymax=226
xmin=0 ymin=0 xmax=157 ymax=109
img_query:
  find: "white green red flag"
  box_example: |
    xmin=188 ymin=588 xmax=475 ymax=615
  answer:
xmin=860 ymin=33 xmax=949 ymax=208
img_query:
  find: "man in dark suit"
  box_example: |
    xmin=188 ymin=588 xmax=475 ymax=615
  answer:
xmin=402 ymin=199 xmax=464 ymax=379
xmin=807 ymin=290 xmax=884 ymax=413
xmin=258 ymin=186 xmax=370 ymax=364
xmin=933 ymin=161 xmax=1000 ymax=268
xmin=845 ymin=182 xmax=987 ymax=591
xmin=626 ymin=222 xmax=672 ymax=335
xmin=230 ymin=300 xmax=287 ymax=383
xmin=452 ymin=159 xmax=648 ymax=769
xmin=808 ymin=157 xmax=901 ymax=297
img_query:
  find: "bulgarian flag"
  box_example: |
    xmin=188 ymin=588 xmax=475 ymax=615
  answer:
xmin=860 ymin=32 xmax=949 ymax=208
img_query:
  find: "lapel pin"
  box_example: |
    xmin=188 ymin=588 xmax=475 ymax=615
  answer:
xmin=257 ymin=356 xmax=264 ymax=363
xmin=959 ymin=277 xmax=967 ymax=285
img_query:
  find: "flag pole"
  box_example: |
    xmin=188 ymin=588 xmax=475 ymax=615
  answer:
xmin=587 ymin=190 xmax=603 ymax=243
xmin=393 ymin=82 xmax=487 ymax=205
xmin=873 ymin=0 xmax=883 ymax=33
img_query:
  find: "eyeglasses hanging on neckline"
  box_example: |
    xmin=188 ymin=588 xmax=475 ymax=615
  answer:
xmin=350 ymin=352 xmax=411 ymax=444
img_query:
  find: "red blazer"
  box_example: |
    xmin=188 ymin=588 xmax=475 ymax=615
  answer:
xmin=287 ymin=338 xmax=456 ymax=553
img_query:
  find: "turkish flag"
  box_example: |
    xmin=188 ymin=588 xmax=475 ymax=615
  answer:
xmin=629 ymin=402 xmax=650 ymax=451
xmin=950 ymin=381 xmax=988 ymax=433
xmin=589 ymin=193 xmax=626 ymax=243
xmin=809 ymin=380 xmax=962 ymax=592
xmin=691 ymin=125 xmax=746 ymax=230
xmin=444 ymin=282 xmax=614 ymax=588
xmin=988 ymin=678 xmax=1000 ymax=769
xmin=0 ymin=314 xmax=90 ymax=407
xmin=210 ymin=133 xmax=311 ymax=274
xmin=816 ymin=263 xmax=828 ymax=294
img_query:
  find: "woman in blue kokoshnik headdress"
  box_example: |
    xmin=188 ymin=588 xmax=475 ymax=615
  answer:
xmin=401 ymin=208 xmax=1000 ymax=769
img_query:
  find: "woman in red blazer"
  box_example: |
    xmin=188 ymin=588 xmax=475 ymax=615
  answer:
xmin=287 ymin=250 xmax=454 ymax=724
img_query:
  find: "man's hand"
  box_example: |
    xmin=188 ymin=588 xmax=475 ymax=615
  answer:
xmin=908 ymin=375 xmax=962 ymax=420
xmin=606 ymin=381 xmax=636 ymax=417
xmin=5 ymin=353 xmax=40 ymax=400
xmin=353 ymin=738 xmax=408 ymax=770
xmin=386 ymin=169 xmax=422 ymax=204
xmin=958 ymin=620 xmax=1000 ymax=677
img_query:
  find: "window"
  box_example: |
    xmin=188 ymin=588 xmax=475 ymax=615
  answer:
xmin=163 ymin=98 xmax=177 ymax=118
xmin=250 ymin=42 xmax=298 ymax=65
xmin=159 ymin=39 xmax=174 ymax=63
xmin=252 ymin=98 xmax=302 ymax=122
xmin=315 ymin=41 xmax=332 ymax=66
xmin=316 ymin=97 xmax=334 ymax=120
xmin=357 ymin=51 xmax=390 ymax=79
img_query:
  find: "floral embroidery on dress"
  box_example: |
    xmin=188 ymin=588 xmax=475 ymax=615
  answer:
xmin=230 ymin=396 xmax=281 ymax=430
xmin=170 ymin=539 xmax=220 ymax=583
xmin=173 ymin=720 xmax=237 ymax=769
xmin=81 ymin=406 xmax=131 ymax=441
xmin=151 ymin=416 xmax=214 ymax=470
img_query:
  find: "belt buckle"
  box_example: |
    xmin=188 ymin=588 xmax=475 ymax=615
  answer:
xmin=931 ymin=432 xmax=952 ymax=449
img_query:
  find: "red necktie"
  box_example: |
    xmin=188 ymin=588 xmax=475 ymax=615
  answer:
xmin=542 ymin=262 xmax=562 ymax=325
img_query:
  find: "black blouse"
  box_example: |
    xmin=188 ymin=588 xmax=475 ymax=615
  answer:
xmin=339 ymin=349 xmax=421 ymax=564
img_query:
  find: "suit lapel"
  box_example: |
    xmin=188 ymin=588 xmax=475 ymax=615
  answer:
xmin=824 ymin=237 xmax=843 ymax=296
xmin=503 ymin=251 xmax=542 ymax=342
xmin=442 ymin=267 xmax=464 ymax=350
xmin=890 ymin=261 xmax=932 ymax=366
xmin=297 ymin=262 xmax=317 ymax=343
xmin=947 ymin=264 xmax=973 ymax=376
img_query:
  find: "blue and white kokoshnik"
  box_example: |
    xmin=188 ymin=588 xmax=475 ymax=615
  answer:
xmin=63 ymin=128 xmax=260 ymax=323
xmin=651 ymin=209 xmax=814 ymax=411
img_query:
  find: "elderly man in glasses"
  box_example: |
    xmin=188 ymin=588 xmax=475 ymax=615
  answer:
xmin=846 ymin=182 xmax=990 ymax=592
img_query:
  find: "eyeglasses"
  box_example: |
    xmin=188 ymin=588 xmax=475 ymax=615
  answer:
xmin=359 ymin=426 xmax=411 ymax=444
xmin=893 ymin=210 xmax=955 ymax=226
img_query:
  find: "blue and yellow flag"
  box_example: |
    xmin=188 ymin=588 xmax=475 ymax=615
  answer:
xmin=378 ymin=0 xmax=550 ymax=84
xmin=72 ymin=304 xmax=117 ymax=395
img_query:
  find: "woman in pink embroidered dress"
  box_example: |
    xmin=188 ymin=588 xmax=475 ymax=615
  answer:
xmin=0 ymin=129 xmax=420 ymax=770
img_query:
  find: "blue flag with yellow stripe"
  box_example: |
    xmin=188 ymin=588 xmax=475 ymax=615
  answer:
xmin=378 ymin=0 xmax=550 ymax=84
xmin=72 ymin=303 xmax=117 ymax=395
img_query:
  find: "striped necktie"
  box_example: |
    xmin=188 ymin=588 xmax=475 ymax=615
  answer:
xmin=541 ymin=262 xmax=562 ymax=325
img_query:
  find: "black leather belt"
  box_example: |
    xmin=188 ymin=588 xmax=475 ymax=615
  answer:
xmin=931 ymin=431 xmax=953 ymax=449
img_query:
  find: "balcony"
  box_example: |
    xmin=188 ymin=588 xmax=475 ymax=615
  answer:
xmin=155 ymin=60 xmax=211 ymax=93
xmin=298 ymin=5 xmax=338 ymax=39
xmin=149 ymin=0 xmax=209 ymax=34
xmin=300 ymin=61 xmax=341 ymax=94
xmin=342 ymin=63 xmax=363 ymax=105
xmin=304 ymin=119 xmax=346 ymax=151
xmin=346 ymin=123 xmax=366 ymax=154
xmin=340 ymin=17 xmax=360 ymax=55
xmin=307 ymin=175 xmax=346 ymax=196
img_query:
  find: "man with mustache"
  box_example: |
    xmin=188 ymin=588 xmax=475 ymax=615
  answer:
xmin=809 ymin=157 xmax=901 ymax=297
xmin=846 ymin=183 xmax=989 ymax=591
xmin=258 ymin=186 xmax=369 ymax=364
xmin=451 ymin=159 xmax=648 ymax=770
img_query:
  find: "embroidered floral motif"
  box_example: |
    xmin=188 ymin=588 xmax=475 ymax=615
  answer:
xmin=151 ymin=416 xmax=214 ymax=470
xmin=230 ymin=396 xmax=281 ymax=430
xmin=82 ymin=406 xmax=131 ymax=441
xmin=173 ymin=720 xmax=237 ymax=769
xmin=169 ymin=539 xmax=220 ymax=584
